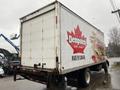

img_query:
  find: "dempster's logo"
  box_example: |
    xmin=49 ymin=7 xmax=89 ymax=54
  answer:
xmin=67 ymin=25 xmax=87 ymax=54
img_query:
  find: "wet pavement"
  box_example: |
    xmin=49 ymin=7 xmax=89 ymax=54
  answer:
xmin=0 ymin=58 xmax=120 ymax=90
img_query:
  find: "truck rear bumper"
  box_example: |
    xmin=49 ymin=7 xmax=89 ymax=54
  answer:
xmin=17 ymin=66 xmax=59 ymax=84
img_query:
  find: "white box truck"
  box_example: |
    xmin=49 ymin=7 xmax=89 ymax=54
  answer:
xmin=15 ymin=1 xmax=109 ymax=88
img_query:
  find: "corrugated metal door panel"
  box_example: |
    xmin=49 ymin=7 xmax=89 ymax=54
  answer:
xmin=21 ymin=21 xmax=31 ymax=66
xmin=21 ymin=10 xmax=56 ymax=68
xmin=42 ymin=10 xmax=56 ymax=68
xmin=30 ymin=15 xmax=43 ymax=65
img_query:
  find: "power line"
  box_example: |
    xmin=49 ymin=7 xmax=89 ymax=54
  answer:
xmin=109 ymin=0 xmax=116 ymax=9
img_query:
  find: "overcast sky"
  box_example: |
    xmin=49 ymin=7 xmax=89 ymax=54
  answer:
xmin=0 ymin=0 xmax=120 ymax=53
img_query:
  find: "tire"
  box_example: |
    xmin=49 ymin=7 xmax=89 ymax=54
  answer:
xmin=102 ymin=62 xmax=109 ymax=74
xmin=78 ymin=68 xmax=91 ymax=88
xmin=47 ymin=75 xmax=66 ymax=89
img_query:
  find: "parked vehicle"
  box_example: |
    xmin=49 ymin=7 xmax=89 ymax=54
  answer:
xmin=0 ymin=48 xmax=20 ymax=75
xmin=0 ymin=33 xmax=20 ymax=75
xmin=15 ymin=1 xmax=109 ymax=88
xmin=0 ymin=65 xmax=4 ymax=77
xmin=0 ymin=53 xmax=5 ymax=77
xmin=0 ymin=67 xmax=4 ymax=77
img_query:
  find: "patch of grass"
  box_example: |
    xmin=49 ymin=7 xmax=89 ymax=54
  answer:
xmin=111 ymin=62 xmax=120 ymax=69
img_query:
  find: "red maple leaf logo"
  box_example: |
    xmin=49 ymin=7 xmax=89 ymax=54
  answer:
xmin=67 ymin=25 xmax=87 ymax=54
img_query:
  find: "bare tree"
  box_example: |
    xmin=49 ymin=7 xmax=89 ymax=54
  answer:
xmin=108 ymin=27 xmax=120 ymax=57
xmin=109 ymin=27 xmax=120 ymax=45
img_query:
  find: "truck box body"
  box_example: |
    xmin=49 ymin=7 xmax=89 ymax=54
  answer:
xmin=20 ymin=1 xmax=105 ymax=75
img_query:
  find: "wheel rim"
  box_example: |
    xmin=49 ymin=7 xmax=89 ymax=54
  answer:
xmin=85 ymin=71 xmax=90 ymax=84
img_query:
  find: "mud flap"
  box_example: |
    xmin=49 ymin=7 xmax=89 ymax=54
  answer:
xmin=47 ymin=75 xmax=66 ymax=90
xmin=102 ymin=62 xmax=109 ymax=74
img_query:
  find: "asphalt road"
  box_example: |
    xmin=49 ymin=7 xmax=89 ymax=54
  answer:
xmin=0 ymin=58 xmax=120 ymax=90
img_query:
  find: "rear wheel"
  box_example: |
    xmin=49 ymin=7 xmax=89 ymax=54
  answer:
xmin=78 ymin=68 xmax=91 ymax=88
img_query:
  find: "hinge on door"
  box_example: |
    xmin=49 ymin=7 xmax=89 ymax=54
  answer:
xmin=56 ymin=16 xmax=58 ymax=24
xmin=42 ymin=63 xmax=46 ymax=69
xmin=56 ymin=56 xmax=59 ymax=69
xmin=34 ymin=63 xmax=41 ymax=69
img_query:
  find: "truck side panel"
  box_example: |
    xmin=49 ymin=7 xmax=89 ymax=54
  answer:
xmin=60 ymin=5 xmax=105 ymax=74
